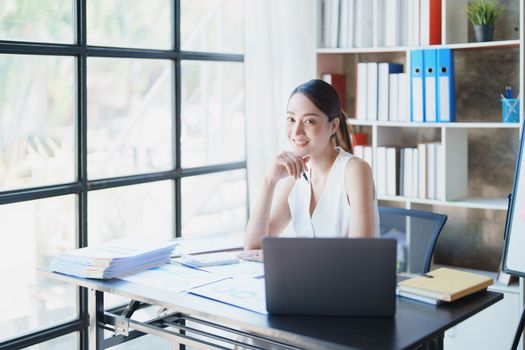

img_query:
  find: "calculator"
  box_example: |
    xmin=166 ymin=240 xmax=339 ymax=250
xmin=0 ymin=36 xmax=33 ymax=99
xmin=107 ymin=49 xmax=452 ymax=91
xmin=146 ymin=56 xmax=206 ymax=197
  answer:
xmin=180 ymin=251 xmax=240 ymax=267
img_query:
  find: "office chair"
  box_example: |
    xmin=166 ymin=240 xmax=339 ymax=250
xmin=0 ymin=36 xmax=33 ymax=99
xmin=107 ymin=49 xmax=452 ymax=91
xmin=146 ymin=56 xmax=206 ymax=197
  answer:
xmin=378 ymin=206 xmax=447 ymax=274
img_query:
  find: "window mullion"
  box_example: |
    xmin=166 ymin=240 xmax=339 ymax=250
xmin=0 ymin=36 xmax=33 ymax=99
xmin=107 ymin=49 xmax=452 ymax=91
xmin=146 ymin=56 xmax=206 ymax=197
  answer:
xmin=77 ymin=0 xmax=89 ymax=349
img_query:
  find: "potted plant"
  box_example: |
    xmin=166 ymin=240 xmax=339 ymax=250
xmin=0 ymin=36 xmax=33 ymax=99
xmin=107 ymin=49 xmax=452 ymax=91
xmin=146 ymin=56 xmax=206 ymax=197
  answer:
xmin=467 ymin=0 xmax=504 ymax=42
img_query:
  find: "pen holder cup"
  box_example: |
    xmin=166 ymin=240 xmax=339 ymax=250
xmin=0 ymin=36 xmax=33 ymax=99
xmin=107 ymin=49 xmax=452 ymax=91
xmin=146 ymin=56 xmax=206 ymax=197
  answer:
xmin=501 ymin=98 xmax=520 ymax=123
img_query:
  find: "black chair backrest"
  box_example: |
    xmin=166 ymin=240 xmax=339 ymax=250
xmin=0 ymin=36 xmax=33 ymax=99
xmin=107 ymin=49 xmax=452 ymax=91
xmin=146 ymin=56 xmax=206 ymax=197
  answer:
xmin=378 ymin=206 xmax=447 ymax=274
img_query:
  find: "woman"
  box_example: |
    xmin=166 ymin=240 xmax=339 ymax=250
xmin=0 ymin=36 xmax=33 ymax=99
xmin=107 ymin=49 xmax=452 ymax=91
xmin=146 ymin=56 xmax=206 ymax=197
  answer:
xmin=243 ymin=79 xmax=379 ymax=251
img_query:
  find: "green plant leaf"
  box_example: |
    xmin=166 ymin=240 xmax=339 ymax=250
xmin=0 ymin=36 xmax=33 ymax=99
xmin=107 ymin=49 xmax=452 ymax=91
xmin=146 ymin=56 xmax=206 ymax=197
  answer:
xmin=466 ymin=0 xmax=504 ymax=25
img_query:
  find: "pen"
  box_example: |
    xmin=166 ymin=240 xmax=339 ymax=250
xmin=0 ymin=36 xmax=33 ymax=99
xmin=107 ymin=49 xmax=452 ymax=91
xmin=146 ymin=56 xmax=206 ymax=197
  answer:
xmin=505 ymin=86 xmax=514 ymax=99
xmin=301 ymin=171 xmax=308 ymax=183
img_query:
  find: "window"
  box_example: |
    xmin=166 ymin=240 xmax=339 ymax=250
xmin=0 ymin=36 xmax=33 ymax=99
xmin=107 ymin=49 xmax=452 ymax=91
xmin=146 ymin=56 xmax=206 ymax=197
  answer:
xmin=0 ymin=1 xmax=245 ymax=348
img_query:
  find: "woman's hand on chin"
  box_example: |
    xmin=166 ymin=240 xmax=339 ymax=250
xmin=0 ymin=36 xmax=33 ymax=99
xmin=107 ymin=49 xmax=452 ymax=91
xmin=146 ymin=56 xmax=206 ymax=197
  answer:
xmin=267 ymin=151 xmax=310 ymax=183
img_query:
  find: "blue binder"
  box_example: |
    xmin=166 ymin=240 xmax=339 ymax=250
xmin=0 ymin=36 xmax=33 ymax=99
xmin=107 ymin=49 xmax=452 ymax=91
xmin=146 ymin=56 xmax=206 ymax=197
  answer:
xmin=410 ymin=50 xmax=425 ymax=122
xmin=437 ymin=48 xmax=456 ymax=122
xmin=424 ymin=49 xmax=438 ymax=123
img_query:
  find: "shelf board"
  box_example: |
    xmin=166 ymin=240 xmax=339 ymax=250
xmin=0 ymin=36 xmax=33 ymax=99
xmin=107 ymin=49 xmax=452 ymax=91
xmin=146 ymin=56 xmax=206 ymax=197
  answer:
xmin=444 ymin=39 xmax=520 ymax=51
xmin=317 ymin=40 xmax=520 ymax=54
xmin=317 ymin=47 xmax=408 ymax=54
xmin=378 ymin=196 xmax=508 ymax=210
xmin=348 ymin=119 xmax=520 ymax=128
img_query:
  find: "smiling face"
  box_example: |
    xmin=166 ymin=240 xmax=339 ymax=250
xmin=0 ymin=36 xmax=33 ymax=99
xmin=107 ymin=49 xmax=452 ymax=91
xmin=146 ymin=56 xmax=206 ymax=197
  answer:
xmin=286 ymin=93 xmax=339 ymax=157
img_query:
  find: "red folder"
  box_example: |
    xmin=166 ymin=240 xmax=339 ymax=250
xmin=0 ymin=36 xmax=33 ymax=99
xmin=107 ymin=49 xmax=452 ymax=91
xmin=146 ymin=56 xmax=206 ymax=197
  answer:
xmin=429 ymin=0 xmax=442 ymax=45
xmin=321 ymin=73 xmax=347 ymax=110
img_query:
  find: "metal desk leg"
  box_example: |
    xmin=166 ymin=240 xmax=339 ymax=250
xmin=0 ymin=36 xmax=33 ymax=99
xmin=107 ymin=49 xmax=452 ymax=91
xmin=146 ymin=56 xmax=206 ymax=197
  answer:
xmin=414 ymin=333 xmax=444 ymax=350
xmin=432 ymin=333 xmax=444 ymax=350
xmin=425 ymin=333 xmax=444 ymax=350
xmin=89 ymin=289 xmax=104 ymax=350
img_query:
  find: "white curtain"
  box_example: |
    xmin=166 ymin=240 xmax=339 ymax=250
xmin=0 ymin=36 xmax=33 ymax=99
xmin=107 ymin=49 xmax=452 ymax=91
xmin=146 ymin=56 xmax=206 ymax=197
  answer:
xmin=244 ymin=0 xmax=316 ymax=210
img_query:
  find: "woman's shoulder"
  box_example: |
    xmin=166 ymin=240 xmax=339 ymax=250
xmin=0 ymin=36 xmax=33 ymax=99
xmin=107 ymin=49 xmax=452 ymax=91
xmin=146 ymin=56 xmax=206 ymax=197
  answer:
xmin=344 ymin=153 xmax=373 ymax=179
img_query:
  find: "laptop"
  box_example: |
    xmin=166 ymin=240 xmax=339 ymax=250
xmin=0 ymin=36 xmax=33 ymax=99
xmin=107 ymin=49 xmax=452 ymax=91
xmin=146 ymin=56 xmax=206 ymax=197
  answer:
xmin=263 ymin=237 xmax=397 ymax=316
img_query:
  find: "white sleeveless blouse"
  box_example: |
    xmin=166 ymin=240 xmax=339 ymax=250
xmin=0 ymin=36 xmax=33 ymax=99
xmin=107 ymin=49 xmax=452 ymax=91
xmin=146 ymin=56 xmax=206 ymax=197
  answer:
xmin=287 ymin=147 xmax=380 ymax=238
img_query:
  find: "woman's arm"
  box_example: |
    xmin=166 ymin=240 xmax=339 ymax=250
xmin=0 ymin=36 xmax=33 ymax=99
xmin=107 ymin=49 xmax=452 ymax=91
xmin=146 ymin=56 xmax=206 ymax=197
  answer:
xmin=244 ymin=177 xmax=294 ymax=250
xmin=345 ymin=157 xmax=376 ymax=238
xmin=244 ymin=151 xmax=308 ymax=249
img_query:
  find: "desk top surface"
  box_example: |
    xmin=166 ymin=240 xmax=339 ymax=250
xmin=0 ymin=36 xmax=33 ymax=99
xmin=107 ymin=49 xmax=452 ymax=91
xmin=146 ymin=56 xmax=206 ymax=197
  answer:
xmin=40 ymin=267 xmax=502 ymax=350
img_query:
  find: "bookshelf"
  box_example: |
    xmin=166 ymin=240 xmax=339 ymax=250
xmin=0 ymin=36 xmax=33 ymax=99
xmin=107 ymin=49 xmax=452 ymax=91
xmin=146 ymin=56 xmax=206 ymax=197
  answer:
xmin=317 ymin=0 xmax=523 ymax=348
xmin=317 ymin=0 xmax=521 ymax=271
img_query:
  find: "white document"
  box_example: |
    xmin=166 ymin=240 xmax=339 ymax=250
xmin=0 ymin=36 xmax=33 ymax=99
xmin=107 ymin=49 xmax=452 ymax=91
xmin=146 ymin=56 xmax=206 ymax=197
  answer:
xmin=329 ymin=0 xmax=340 ymax=48
xmin=407 ymin=0 xmax=420 ymax=46
xmin=120 ymin=264 xmax=228 ymax=293
xmin=322 ymin=0 xmax=332 ymax=48
xmin=378 ymin=63 xmax=389 ymax=121
xmin=376 ymin=147 xmax=387 ymax=195
xmin=354 ymin=0 xmax=373 ymax=47
xmin=367 ymin=62 xmax=378 ymax=120
xmin=419 ymin=0 xmax=430 ymax=46
xmin=403 ymin=148 xmax=413 ymax=197
xmin=339 ymin=0 xmax=349 ymax=47
xmin=372 ymin=0 xmax=385 ymax=47
xmin=191 ymin=278 xmax=268 ymax=315
xmin=398 ymin=73 xmax=410 ymax=122
xmin=384 ymin=0 xmax=398 ymax=46
xmin=386 ymin=147 xmax=398 ymax=196
xmin=346 ymin=0 xmax=355 ymax=47
xmin=427 ymin=143 xmax=437 ymax=199
xmin=318 ymin=0 xmax=326 ymax=47
xmin=436 ymin=143 xmax=445 ymax=200
xmin=418 ymin=143 xmax=427 ymax=199
xmin=388 ymin=73 xmax=399 ymax=121
xmin=412 ymin=148 xmax=419 ymax=197
xmin=61 ymin=238 xmax=177 ymax=264
xmin=399 ymin=149 xmax=405 ymax=195
xmin=364 ymin=146 xmax=374 ymax=170
xmin=356 ymin=62 xmax=368 ymax=120
xmin=378 ymin=63 xmax=394 ymax=121
xmin=199 ymin=261 xmax=265 ymax=279
xmin=398 ymin=0 xmax=408 ymax=46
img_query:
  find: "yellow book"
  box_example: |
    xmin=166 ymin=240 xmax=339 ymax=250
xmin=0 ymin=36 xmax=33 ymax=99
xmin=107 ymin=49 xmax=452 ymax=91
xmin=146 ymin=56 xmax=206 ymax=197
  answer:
xmin=397 ymin=268 xmax=493 ymax=302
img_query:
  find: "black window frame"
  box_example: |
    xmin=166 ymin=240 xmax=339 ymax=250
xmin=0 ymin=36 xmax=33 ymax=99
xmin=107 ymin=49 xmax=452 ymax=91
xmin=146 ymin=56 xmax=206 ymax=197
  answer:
xmin=0 ymin=1 xmax=246 ymax=349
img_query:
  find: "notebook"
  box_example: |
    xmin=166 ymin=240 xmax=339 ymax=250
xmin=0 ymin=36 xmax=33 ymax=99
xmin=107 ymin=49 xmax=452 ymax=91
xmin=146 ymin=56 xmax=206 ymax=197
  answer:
xmin=262 ymin=237 xmax=397 ymax=316
xmin=397 ymin=267 xmax=493 ymax=302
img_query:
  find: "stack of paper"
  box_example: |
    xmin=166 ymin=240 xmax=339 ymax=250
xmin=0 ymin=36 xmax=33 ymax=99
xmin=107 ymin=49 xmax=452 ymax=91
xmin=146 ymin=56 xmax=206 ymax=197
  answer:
xmin=397 ymin=268 xmax=493 ymax=305
xmin=50 ymin=238 xmax=177 ymax=279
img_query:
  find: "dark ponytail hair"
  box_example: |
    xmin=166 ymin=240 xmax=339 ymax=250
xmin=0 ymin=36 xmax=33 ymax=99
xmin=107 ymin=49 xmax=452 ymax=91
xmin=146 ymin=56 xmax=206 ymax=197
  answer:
xmin=289 ymin=79 xmax=354 ymax=154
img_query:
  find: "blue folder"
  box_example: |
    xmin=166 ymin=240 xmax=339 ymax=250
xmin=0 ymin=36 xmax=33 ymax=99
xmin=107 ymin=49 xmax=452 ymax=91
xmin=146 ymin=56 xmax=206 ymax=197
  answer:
xmin=424 ymin=49 xmax=438 ymax=123
xmin=410 ymin=50 xmax=425 ymax=122
xmin=437 ymin=48 xmax=456 ymax=122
